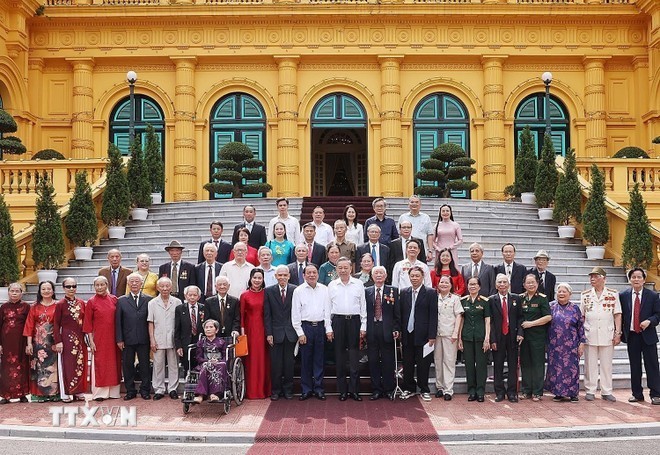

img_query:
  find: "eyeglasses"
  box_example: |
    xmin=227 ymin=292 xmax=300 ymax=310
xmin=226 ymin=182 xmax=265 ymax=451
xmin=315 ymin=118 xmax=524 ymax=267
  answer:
xmin=63 ymin=285 xmax=77 ymax=289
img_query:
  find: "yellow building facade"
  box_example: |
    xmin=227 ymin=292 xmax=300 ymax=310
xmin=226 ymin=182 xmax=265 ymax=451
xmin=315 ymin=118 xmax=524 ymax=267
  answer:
xmin=1 ymin=0 xmax=659 ymax=202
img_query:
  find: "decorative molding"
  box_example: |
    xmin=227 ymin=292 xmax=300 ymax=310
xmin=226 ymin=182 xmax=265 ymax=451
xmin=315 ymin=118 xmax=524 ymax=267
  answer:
xmin=401 ymin=63 xmax=482 ymax=70
xmin=503 ymin=63 xmax=583 ymax=71
xmin=95 ymin=65 xmax=176 ymax=72
xmin=197 ymin=64 xmax=277 ymax=71
xmin=299 ymin=63 xmax=380 ymax=70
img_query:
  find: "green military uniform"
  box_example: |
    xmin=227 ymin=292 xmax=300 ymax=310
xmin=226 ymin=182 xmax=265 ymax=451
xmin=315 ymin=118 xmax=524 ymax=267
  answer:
xmin=461 ymin=294 xmax=491 ymax=398
xmin=519 ymin=292 xmax=551 ymax=397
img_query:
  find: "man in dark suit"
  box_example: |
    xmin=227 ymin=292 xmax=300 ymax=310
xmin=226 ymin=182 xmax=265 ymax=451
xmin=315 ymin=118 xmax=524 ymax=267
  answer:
xmin=197 ymin=221 xmax=232 ymax=264
xmin=619 ymin=268 xmax=660 ymax=405
xmin=356 ymin=224 xmax=390 ymax=273
xmin=461 ymin=242 xmax=496 ymax=297
xmin=205 ymin=276 xmax=240 ymax=338
xmin=388 ymin=221 xmax=427 ymax=266
xmin=527 ymin=250 xmax=557 ymax=302
xmin=232 ymin=204 xmax=267 ymax=249
xmin=158 ymin=240 xmax=196 ymax=300
xmin=489 ymin=273 xmax=524 ymax=403
xmin=99 ymin=248 xmax=133 ymax=297
xmin=264 ymin=265 xmax=298 ymax=400
xmin=301 ymin=223 xmax=327 ymax=267
xmin=365 ymin=266 xmax=400 ymax=400
xmin=174 ymin=285 xmax=206 ymax=374
xmin=495 ymin=243 xmax=526 ymax=295
xmin=194 ymin=243 xmax=223 ymax=299
xmin=288 ymin=244 xmax=309 ymax=286
xmin=398 ymin=266 xmax=437 ymax=401
xmin=115 ymin=273 xmax=152 ymax=400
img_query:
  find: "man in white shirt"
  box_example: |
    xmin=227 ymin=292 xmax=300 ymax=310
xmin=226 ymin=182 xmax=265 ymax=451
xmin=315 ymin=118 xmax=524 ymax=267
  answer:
xmin=219 ymin=242 xmax=255 ymax=299
xmin=267 ymin=197 xmax=301 ymax=245
xmin=398 ymin=195 xmax=434 ymax=261
xmin=292 ymin=264 xmax=330 ymax=400
xmin=391 ymin=240 xmax=431 ymax=289
xmin=326 ymin=257 xmax=367 ymax=401
xmin=258 ymin=246 xmax=277 ymax=288
xmin=308 ymin=206 xmax=334 ymax=246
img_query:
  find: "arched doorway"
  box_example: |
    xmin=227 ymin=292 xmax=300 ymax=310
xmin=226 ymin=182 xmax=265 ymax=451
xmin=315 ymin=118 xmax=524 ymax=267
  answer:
xmin=514 ymin=93 xmax=570 ymax=157
xmin=311 ymin=93 xmax=367 ymax=197
xmin=209 ymin=93 xmax=267 ymax=199
xmin=109 ymin=95 xmax=165 ymax=156
xmin=413 ymin=92 xmax=471 ymax=198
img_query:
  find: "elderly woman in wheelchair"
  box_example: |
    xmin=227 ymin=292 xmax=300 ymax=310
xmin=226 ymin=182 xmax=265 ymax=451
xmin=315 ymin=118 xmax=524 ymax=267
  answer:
xmin=192 ymin=319 xmax=228 ymax=403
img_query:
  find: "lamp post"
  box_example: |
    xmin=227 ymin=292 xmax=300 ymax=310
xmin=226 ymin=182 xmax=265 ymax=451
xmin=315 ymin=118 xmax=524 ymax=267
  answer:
xmin=541 ymin=71 xmax=553 ymax=136
xmin=126 ymin=70 xmax=137 ymax=142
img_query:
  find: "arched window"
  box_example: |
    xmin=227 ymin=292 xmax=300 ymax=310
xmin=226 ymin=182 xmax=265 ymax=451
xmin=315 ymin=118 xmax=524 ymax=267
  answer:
xmin=514 ymin=93 xmax=570 ymax=157
xmin=109 ymin=95 xmax=165 ymax=156
xmin=413 ymin=93 xmax=470 ymax=198
xmin=210 ymin=93 xmax=267 ymax=199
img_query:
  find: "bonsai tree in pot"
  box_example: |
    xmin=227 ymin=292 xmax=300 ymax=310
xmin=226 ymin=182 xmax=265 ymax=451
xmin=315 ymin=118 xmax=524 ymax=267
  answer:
xmin=33 ymin=175 xmax=66 ymax=282
xmin=144 ymin=124 xmax=165 ymax=203
xmin=513 ymin=126 xmax=537 ymax=203
xmin=622 ymin=183 xmax=653 ymax=271
xmin=65 ymin=171 xmax=98 ymax=261
xmin=0 ymin=193 xmax=20 ymax=300
xmin=553 ymin=148 xmax=581 ymax=238
xmin=414 ymin=142 xmax=478 ymax=197
xmin=126 ymin=137 xmax=152 ymax=221
xmin=205 ymin=141 xmax=273 ymax=198
xmin=101 ymin=144 xmax=130 ymax=238
xmin=534 ymin=133 xmax=559 ymax=220
xmin=582 ymin=164 xmax=609 ymax=260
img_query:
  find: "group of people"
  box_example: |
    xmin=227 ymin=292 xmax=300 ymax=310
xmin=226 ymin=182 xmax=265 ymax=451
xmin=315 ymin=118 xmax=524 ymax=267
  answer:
xmin=1 ymin=196 xmax=659 ymax=407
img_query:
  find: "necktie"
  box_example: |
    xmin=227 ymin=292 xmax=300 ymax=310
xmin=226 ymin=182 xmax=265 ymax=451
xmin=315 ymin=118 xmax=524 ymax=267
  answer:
xmin=408 ymin=290 xmax=417 ymax=333
xmin=540 ymin=272 xmax=545 ymax=290
xmin=171 ymin=263 xmax=179 ymax=294
xmin=634 ymin=292 xmax=641 ymax=333
xmin=502 ymin=295 xmax=509 ymax=336
xmin=190 ymin=306 xmax=197 ymax=336
xmin=298 ymin=263 xmax=304 ymax=285
xmin=111 ymin=269 xmax=117 ymax=295
xmin=206 ymin=264 xmax=214 ymax=297
xmin=506 ymin=264 xmax=511 ymax=278
xmin=133 ymin=294 xmax=139 ymax=308
xmin=375 ymin=288 xmax=383 ymax=322
xmin=220 ymin=297 xmax=225 ymax=329
xmin=280 ymin=287 xmax=286 ymax=304
xmin=214 ymin=240 xmax=219 ymax=250
xmin=246 ymin=223 xmax=252 ymax=232
xmin=371 ymin=244 xmax=378 ymax=266
xmin=472 ymin=263 xmax=478 ymax=278
xmin=308 ymin=244 xmax=313 ymax=262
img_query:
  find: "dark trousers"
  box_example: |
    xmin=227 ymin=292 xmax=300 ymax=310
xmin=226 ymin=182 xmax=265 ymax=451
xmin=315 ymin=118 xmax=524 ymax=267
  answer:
xmin=463 ymin=339 xmax=487 ymax=397
xmin=300 ymin=322 xmax=325 ymax=395
xmin=401 ymin=330 xmax=432 ymax=393
xmin=123 ymin=343 xmax=151 ymax=395
xmin=270 ymin=338 xmax=296 ymax=396
xmin=367 ymin=322 xmax=396 ymax=394
xmin=181 ymin=339 xmax=200 ymax=375
xmin=627 ymin=331 xmax=660 ymax=399
xmin=520 ymin=339 xmax=546 ymax=396
xmin=332 ymin=315 xmax=361 ymax=395
xmin=492 ymin=334 xmax=519 ymax=398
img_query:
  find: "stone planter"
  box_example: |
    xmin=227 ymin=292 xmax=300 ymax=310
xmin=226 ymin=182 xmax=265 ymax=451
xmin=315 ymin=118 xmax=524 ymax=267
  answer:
xmin=37 ymin=269 xmax=58 ymax=284
xmin=108 ymin=226 xmax=126 ymax=239
xmin=585 ymin=245 xmax=605 ymax=260
xmin=557 ymin=225 xmax=576 ymax=239
xmin=538 ymin=208 xmax=553 ymax=220
xmin=131 ymin=208 xmax=148 ymax=221
xmin=151 ymin=193 xmax=162 ymax=204
xmin=521 ymin=192 xmax=536 ymax=204
xmin=73 ymin=246 xmax=94 ymax=261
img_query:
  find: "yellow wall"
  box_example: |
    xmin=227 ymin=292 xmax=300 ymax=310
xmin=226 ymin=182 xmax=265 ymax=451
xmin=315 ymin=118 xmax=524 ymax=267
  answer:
xmin=1 ymin=0 xmax=659 ymax=201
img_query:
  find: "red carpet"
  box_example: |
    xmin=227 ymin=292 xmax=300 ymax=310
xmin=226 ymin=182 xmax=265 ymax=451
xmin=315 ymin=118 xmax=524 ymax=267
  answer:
xmin=248 ymin=397 xmax=448 ymax=454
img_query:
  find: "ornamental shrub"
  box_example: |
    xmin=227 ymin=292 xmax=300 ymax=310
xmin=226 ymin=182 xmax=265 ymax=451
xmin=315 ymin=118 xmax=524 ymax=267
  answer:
xmin=0 ymin=193 xmax=20 ymax=286
xmin=205 ymin=141 xmax=273 ymax=197
xmin=414 ymin=143 xmax=478 ymax=198
xmin=612 ymin=146 xmax=649 ymax=159
xmin=534 ymin=133 xmax=559 ymax=208
xmin=126 ymin=137 xmax=152 ymax=208
xmin=622 ymin=183 xmax=653 ymax=270
xmin=32 ymin=149 xmax=65 ymax=160
xmin=144 ymin=124 xmax=165 ymax=193
xmin=553 ymin=148 xmax=582 ymax=226
xmin=512 ymin=126 xmax=537 ymax=196
xmin=101 ymin=144 xmax=130 ymax=226
xmin=0 ymin=108 xmax=26 ymax=158
xmin=65 ymin=171 xmax=98 ymax=247
xmin=33 ymin=176 xmax=65 ymax=270
xmin=582 ymin=164 xmax=609 ymax=246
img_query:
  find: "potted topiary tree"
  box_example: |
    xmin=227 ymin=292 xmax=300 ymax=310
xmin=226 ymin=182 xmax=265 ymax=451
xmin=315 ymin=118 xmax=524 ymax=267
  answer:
xmin=534 ymin=133 xmax=559 ymax=220
xmin=414 ymin=142 xmax=478 ymax=197
xmin=0 ymin=193 xmax=20 ymax=301
xmin=32 ymin=149 xmax=65 ymax=160
xmin=204 ymin=141 xmax=273 ymax=198
xmin=65 ymin=171 xmax=98 ymax=260
xmin=582 ymin=164 xmax=609 ymax=260
xmin=0 ymin=107 xmax=27 ymax=159
xmin=553 ymin=148 xmax=581 ymax=238
xmin=622 ymin=183 xmax=653 ymax=271
xmin=514 ymin=126 xmax=538 ymax=204
xmin=126 ymin=137 xmax=151 ymax=221
xmin=144 ymin=124 xmax=165 ymax=204
xmin=101 ymin=144 xmax=130 ymax=238
xmin=33 ymin=175 xmax=66 ymax=283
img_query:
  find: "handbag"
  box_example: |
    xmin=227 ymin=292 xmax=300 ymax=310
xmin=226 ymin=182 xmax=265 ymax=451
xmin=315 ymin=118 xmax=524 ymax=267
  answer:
xmin=235 ymin=334 xmax=249 ymax=357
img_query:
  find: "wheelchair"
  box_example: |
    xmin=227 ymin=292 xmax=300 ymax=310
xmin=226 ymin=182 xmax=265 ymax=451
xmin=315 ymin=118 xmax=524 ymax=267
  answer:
xmin=181 ymin=335 xmax=246 ymax=415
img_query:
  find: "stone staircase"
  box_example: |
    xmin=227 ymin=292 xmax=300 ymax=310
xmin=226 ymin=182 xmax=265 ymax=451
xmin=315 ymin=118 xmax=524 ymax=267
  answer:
xmin=26 ymin=197 xmax=658 ymax=392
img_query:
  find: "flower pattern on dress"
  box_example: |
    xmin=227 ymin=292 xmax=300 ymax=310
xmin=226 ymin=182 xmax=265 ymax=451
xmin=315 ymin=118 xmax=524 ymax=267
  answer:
xmin=544 ymin=301 xmax=585 ymax=397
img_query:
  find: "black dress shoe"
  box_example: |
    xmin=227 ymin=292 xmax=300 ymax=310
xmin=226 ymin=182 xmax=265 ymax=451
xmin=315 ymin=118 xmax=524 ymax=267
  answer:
xmin=387 ymin=392 xmax=395 ymax=401
xmin=435 ymin=390 xmax=444 ymax=398
xmin=316 ymin=392 xmax=326 ymax=401
xmin=270 ymin=394 xmax=280 ymax=401
xmin=141 ymin=393 xmax=151 ymax=400
xmin=495 ymin=395 xmax=505 ymax=402
xmin=351 ymin=393 xmax=362 ymax=402
xmin=444 ymin=394 xmax=452 ymax=401
xmin=124 ymin=393 xmax=137 ymax=401
xmin=284 ymin=393 xmax=294 ymax=400
xmin=477 ymin=396 xmax=485 ymax=402
xmin=468 ymin=394 xmax=477 ymax=402
xmin=508 ymin=395 xmax=518 ymax=403
xmin=94 ymin=397 xmax=105 ymax=402
xmin=169 ymin=391 xmax=179 ymax=399
xmin=19 ymin=396 xmax=29 ymax=403
xmin=0 ymin=398 xmax=8 ymax=405
xmin=153 ymin=393 xmax=165 ymax=401
xmin=299 ymin=392 xmax=312 ymax=401
xmin=370 ymin=392 xmax=382 ymax=401
xmin=339 ymin=394 xmax=348 ymax=401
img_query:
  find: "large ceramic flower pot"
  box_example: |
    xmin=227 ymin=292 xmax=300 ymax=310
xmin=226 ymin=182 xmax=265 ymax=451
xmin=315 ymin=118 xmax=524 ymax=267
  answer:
xmin=557 ymin=225 xmax=576 ymax=238
xmin=73 ymin=246 xmax=94 ymax=261
xmin=585 ymin=245 xmax=605 ymax=260
xmin=538 ymin=208 xmax=553 ymax=220
xmin=521 ymin=192 xmax=536 ymax=204
xmin=131 ymin=208 xmax=148 ymax=221
xmin=37 ymin=269 xmax=58 ymax=284
xmin=151 ymin=193 xmax=162 ymax=204
xmin=108 ymin=226 xmax=126 ymax=239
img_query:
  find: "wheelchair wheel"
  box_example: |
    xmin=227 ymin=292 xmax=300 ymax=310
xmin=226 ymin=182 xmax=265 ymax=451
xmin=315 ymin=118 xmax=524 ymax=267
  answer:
xmin=183 ymin=403 xmax=190 ymax=414
xmin=232 ymin=357 xmax=246 ymax=406
xmin=224 ymin=400 xmax=231 ymax=415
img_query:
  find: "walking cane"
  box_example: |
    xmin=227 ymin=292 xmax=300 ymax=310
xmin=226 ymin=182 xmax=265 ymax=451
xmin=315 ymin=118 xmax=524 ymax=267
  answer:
xmin=392 ymin=336 xmax=404 ymax=401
